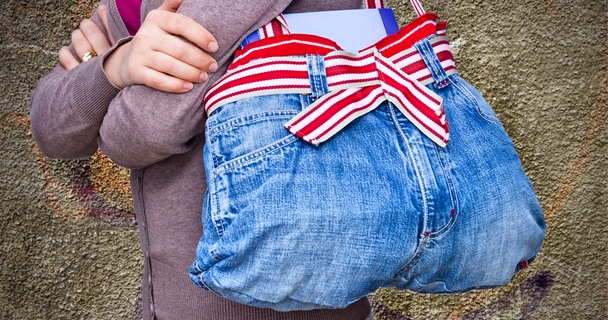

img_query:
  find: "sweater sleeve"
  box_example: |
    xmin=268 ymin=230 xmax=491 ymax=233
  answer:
xmin=29 ymin=0 xmax=127 ymax=159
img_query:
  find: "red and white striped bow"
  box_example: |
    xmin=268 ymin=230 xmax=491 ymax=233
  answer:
xmin=285 ymin=47 xmax=449 ymax=146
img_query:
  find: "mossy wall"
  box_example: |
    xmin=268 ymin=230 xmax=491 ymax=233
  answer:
xmin=0 ymin=0 xmax=606 ymax=318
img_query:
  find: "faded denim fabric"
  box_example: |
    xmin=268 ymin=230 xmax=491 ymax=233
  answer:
xmin=189 ymin=40 xmax=546 ymax=311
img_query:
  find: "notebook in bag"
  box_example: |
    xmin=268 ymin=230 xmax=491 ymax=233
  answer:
xmin=241 ymin=8 xmax=399 ymax=52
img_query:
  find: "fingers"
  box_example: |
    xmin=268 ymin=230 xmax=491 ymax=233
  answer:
xmin=149 ymin=49 xmax=210 ymax=83
xmin=126 ymin=36 xmax=211 ymax=91
xmin=133 ymin=62 xmax=198 ymax=93
xmin=79 ymin=19 xmax=112 ymax=54
xmin=135 ymin=9 xmax=219 ymax=79
xmin=103 ymin=1 xmax=220 ymax=93
xmin=59 ymin=7 xmax=113 ymax=71
xmin=149 ymin=8 xmax=218 ymax=54
xmin=98 ymin=5 xmax=115 ymax=45
xmin=58 ymin=46 xmax=79 ymax=70
xmin=147 ymin=33 xmax=218 ymax=75
xmin=104 ymin=41 xmax=199 ymax=93
xmin=70 ymin=18 xmax=111 ymax=66
xmin=71 ymin=28 xmax=95 ymax=62
xmin=159 ymin=0 xmax=184 ymax=13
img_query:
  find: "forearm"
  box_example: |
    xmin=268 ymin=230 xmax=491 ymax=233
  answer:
xmin=30 ymin=54 xmax=120 ymax=159
xmin=98 ymin=0 xmax=295 ymax=169
xmin=30 ymin=0 xmax=126 ymax=160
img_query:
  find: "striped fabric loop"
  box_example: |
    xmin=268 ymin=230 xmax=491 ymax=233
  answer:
xmin=436 ymin=21 xmax=447 ymax=36
xmin=258 ymin=13 xmax=291 ymax=41
xmin=284 ymin=47 xmax=448 ymax=146
xmin=207 ymin=35 xmax=344 ymax=114
xmin=365 ymin=0 xmax=424 ymax=16
xmin=364 ymin=0 xmax=385 ymax=9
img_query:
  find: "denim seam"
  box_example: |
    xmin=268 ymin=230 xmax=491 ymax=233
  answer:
xmin=388 ymin=103 xmax=429 ymax=235
xmin=209 ymin=138 xmax=221 ymax=169
xmin=386 ymin=103 xmax=431 ymax=276
xmin=205 ymin=127 xmax=221 ymax=170
xmin=314 ymin=57 xmax=322 ymax=97
xmin=449 ymin=77 xmax=502 ymax=125
xmin=197 ymin=273 xmax=224 ymax=296
xmin=208 ymin=277 xmax=348 ymax=310
xmin=389 ymin=97 xmax=458 ymax=239
xmin=209 ymin=247 xmax=224 ymax=262
xmin=426 ymin=145 xmax=461 ymax=239
xmin=308 ymin=56 xmax=319 ymax=99
xmin=209 ymin=170 xmax=225 ymax=238
xmin=299 ymin=93 xmax=311 ymax=108
xmin=393 ymin=234 xmax=431 ymax=280
xmin=319 ymin=57 xmax=329 ymax=95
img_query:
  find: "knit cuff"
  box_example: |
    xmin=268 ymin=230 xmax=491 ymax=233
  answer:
xmin=70 ymin=37 xmax=133 ymax=124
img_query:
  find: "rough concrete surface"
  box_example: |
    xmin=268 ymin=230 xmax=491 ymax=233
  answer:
xmin=0 ymin=0 xmax=606 ymax=319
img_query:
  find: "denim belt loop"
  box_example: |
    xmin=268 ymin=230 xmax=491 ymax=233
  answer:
xmin=307 ymin=55 xmax=330 ymax=99
xmin=415 ymin=38 xmax=451 ymax=89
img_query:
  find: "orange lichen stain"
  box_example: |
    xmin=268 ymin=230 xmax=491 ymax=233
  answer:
xmin=545 ymin=0 xmax=559 ymax=15
xmin=3 ymin=112 xmax=89 ymax=220
xmin=544 ymin=60 xmax=607 ymax=220
xmin=0 ymin=112 xmax=28 ymax=137
xmin=33 ymin=142 xmax=89 ymax=220
xmin=10 ymin=112 xmax=132 ymax=220
xmin=446 ymin=291 xmax=489 ymax=319
xmin=14 ymin=114 xmax=30 ymax=129
xmin=90 ymin=150 xmax=134 ymax=211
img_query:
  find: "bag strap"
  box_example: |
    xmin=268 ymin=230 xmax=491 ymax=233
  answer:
xmin=408 ymin=0 xmax=426 ymax=16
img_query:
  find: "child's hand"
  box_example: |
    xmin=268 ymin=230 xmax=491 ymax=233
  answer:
xmin=103 ymin=0 xmax=219 ymax=93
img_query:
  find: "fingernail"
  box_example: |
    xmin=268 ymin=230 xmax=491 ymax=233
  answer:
xmin=199 ymin=72 xmax=208 ymax=81
xmin=208 ymin=41 xmax=219 ymax=52
xmin=208 ymin=62 xmax=218 ymax=73
xmin=99 ymin=4 xmax=106 ymax=11
xmin=183 ymin=82 xmax=193 ymax=90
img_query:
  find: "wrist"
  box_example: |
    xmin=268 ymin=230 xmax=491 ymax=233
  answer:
xmin=102 ymin=41 xmax=129 ymax=89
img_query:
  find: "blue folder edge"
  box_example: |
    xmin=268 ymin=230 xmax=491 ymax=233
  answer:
xmin=380 ymin=8 xmax=400 ymax=36
xmin=240 ymin=9 xmax=399 ymax=52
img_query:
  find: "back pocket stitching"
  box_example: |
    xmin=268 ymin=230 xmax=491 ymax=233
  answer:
xmin=207 ymin=110 xmax=301 ymax=139
xmin=215 ymin=134 xmax=300 ymax=174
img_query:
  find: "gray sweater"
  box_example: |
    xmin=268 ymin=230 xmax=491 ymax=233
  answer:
xmin=30 ymin=0 xmax=372 ymax=318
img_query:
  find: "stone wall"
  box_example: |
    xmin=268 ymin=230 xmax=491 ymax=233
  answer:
xmin=0 ymin=0 xmax=606 ymax=318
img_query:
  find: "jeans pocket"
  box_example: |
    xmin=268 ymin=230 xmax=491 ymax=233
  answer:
xmin=205 ymin=95 xmax=302 ymax=172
